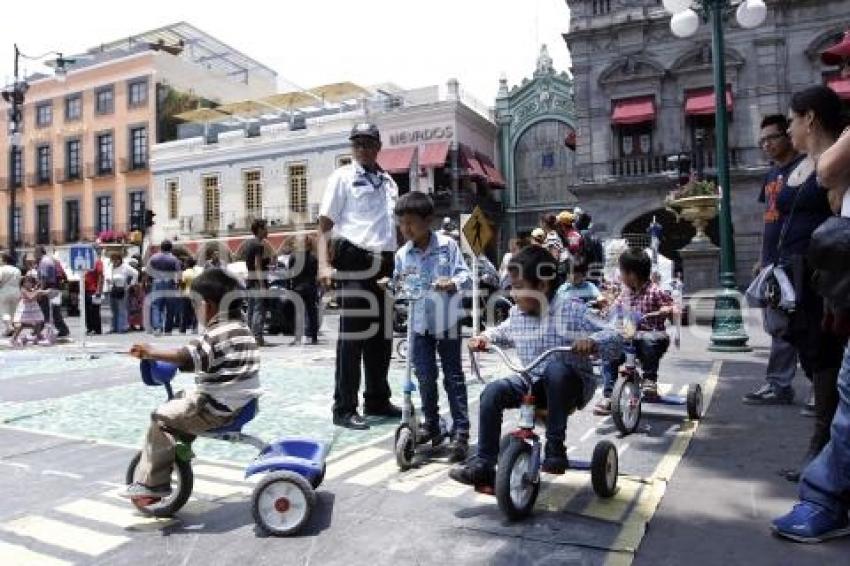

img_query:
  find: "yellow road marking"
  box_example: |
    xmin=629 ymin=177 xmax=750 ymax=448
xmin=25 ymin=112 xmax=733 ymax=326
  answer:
xmin=1 ymin=515 xmax=130 ymax=556
xmin=325 ymin=447 xmax=389 ymax=480
xmin=603 ymin=360 xmax=721 ymax=566
xmin=0 ymin=540 xmax=72 ymax=566
xmin=56 ymin=499 xmax=175 ymax=530
xmin=576 ymin=476 xmax=645 ymax=523
xmin=346 ymin=458 xmax=399 ymax=486
xmin=536 ymin=470 xmax=589 ymax=512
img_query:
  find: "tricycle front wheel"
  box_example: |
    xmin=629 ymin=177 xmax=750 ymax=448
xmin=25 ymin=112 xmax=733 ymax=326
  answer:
xmin=125 ymin=451 xmax=193 ymax=517
xmin=495 ymin=438 xmax=539 ymax=521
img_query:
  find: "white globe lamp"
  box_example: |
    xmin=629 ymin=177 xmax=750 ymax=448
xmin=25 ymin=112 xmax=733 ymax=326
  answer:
xmin=736 ymin=0 xmax=767 ymax=29
xmin=671 ymin=9 xmax=701 ymax=38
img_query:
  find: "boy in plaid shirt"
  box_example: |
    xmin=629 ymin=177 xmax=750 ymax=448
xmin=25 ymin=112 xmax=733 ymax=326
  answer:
xmin=449 ymin=246 xmax=620 ymax=491
xmin=595 ymin=248 xmax=676 ymax=415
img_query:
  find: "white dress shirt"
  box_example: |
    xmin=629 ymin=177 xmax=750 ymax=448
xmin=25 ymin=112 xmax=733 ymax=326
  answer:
xmin=319 ymin=161 xmax=398 ymax=252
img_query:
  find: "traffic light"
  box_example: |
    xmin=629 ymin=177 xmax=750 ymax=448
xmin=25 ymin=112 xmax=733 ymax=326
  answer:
xmin=144 ymin=209 xmax=155 ymax=228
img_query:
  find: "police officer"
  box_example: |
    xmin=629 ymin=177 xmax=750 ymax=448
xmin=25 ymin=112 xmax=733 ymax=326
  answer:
xmin=318 ymin=123 xmax=402 ymax=430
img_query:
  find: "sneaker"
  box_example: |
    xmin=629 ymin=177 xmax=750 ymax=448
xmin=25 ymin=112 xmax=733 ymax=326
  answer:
xmin=772 ymin=502 xmax=850 ymax=543
xmin=593 ymin=398 xmax=612 ymax=416
xmin=121 ymin=482 xmax=171 ymax=499
xmin=642 ymin=381 xmax=660 ymax=401
xmin=743 ymin=384 xmax=794 ymax=405
xmin=448 ymin=435 xmax=469 ymax=463
xmin=801 ymin=391 xmax=816 ymax=417
xmin=448 ymin=458 xmax=495 ymax=492
xmin=153 ymin=329 xmax=163 ymax=337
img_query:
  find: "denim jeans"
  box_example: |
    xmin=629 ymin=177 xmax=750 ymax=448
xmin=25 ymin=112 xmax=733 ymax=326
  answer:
xmin=180 ymin=297 xmax=196 ymax=333
xmin=799 ymin=342 xmax=850 ymax=518
xmin=247 ymin=296 xmax=266 ymax=341
xmin=475 ymin=356 xmax=586 ymax=466
xmin=603 ymin=333 xmax=670 ymax=396
xmin=411 ymin=328 xmax=469 ymax=436
xmin=109 ymin=291 xmax=128 ymax=333
xmin=151 ymin=280 xmax=177 ymax=332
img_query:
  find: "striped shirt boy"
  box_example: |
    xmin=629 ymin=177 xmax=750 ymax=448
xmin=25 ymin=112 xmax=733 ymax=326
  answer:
xmin=182 ymin=314 xmax=261 ymax=414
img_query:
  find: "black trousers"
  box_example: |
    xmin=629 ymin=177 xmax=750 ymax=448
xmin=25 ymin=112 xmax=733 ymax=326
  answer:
xmin=37 ymin=294 xmax=69 ymax=336
xmin=332 ymin=252 xmax=394 ymax=418
xmin=294 ymin=288 xmax=318 ymax=341
xmin=84 ymin=292 xmax=102 ymax=334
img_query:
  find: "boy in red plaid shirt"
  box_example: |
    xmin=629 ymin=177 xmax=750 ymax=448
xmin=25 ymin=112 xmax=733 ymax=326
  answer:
xmin=594 ymin=248 xmax=676 ymax=415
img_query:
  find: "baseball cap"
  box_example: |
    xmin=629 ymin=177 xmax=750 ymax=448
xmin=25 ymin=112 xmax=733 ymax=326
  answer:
xmin=349 ymin=122 xmax=381 ymax=141
xmin=822 ymin=30 xmax=850 ymax=66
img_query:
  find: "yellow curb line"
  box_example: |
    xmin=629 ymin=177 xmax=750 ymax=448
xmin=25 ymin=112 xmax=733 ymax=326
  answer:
xmin=603 ymin=360 xmax=722 ymax=565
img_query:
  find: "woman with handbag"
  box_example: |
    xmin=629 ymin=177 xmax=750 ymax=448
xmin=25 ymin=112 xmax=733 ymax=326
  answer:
xmin=773 ymin=46 xmax=850 ymax=543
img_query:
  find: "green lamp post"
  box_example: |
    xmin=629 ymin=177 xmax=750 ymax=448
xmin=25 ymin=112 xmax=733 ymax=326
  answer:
xmin=665 ymin=0 xmax=766 ymax=351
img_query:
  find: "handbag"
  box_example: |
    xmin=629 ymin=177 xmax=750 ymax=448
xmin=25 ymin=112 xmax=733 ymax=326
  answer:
xmin=808 ymin=208 xmax=850 ymax=308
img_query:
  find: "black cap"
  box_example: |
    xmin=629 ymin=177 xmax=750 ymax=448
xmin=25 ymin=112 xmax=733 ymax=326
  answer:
xmin=349 ymin=122 xmax=380 ymax=141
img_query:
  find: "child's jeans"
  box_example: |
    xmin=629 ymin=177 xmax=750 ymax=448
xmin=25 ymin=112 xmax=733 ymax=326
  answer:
xmin=134 ymin=391 xmax=232 ymax=488
xmin=603 ymin=333 xmax=670 ymax=397
xmin=411 ymin=327 xmax=469 ymax=437
xmin=475 ymin=356 xmax=592 ymax=466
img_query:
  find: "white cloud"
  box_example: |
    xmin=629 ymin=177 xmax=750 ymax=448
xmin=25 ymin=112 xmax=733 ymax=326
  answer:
xmin=1 ymin=0 xmax=572 ymax=104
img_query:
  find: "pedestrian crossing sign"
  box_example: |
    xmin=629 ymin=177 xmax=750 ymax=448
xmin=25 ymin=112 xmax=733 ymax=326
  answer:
xmin=69 ymin=245 xmax=96 ymax=273
xmin=462 ymin=206 xmax=493 ymax=256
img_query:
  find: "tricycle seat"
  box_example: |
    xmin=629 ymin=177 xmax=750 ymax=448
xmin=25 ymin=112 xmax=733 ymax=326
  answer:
xmin=207 ymin=398 xmax=258 ymax=434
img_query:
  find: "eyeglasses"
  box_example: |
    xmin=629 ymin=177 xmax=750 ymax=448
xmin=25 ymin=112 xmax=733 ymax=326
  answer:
xmin=759 ymin=133 xmax=786 ymax=146
xmin=351 ymin=139 xmax=378 ymax=150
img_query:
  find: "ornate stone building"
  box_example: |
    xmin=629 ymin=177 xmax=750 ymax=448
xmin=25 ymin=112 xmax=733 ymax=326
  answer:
xmin=563 ymin=0 xmax=850 ymax=284
xmin=495 ymin=45 xmax=579 ymax=241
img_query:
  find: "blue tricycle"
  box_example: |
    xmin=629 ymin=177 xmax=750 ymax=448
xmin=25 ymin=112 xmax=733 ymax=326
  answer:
xmin=126 ymin=360 xmax=328 ymax=536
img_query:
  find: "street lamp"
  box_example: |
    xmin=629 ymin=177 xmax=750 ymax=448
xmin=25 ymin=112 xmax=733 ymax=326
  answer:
xmin=2 ymin=45 xmax=74 ymax=261
xmin=664 ymin=0 xmax=766 ymax=352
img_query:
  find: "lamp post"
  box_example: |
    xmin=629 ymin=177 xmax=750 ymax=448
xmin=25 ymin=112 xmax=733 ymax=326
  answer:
xmin=3 ymin=45 xmax=74 ymax=262
xmin=664 ymin=0 xmax=766 ymax=352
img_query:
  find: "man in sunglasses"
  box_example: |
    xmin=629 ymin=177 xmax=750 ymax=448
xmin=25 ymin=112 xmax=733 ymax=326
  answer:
xmin=743 ymin=114 xmax=804 ymax=407
xmin=317 ymin=123 xmax=402 ymax=430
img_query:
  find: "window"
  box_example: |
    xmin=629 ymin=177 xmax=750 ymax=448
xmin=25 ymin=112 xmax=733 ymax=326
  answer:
xmin=336 ymin=155 xmax=353 ymax=168
xmin=129 ymin=191 xmax=145 ymax=231
xmin=203 ymin=175 xmax=220 ymax=232
xmin=36 ymin=145 xmax=51 ymax=184
xmin=36 ymin=102 xmax=52 ymax=127
xmin=66 ymin=139 xmax=81 ymax=180
xmin=96 ymin=195 xmax=113 ymax=234
xmin=128 ymin=79 xmax=148 ymax=107
xmin=97 ymin=132 xmax=114 ymax=174
xmin=36 ymin=204 xmax=50 ymax=245
xmin=65 ymin=93 xmax=82 ymax=121
xmin=617 ymin=125 xmax=654 ymax=158
xmin=167 ymin=179 xmax=179 ymax=220
xmin=65 ymin=200 xmax=80 ymax=242
xmin=130 ymin=126 xmax=148 ymax=169
xmin=289 ymin=164 xmax=307 ymax=213
xmin=95 ymin=86 xmax=114 ymax=115
xmin=244 ymin=169 xmax=263 ymax=218
xmin=12 ymin=207 xmax=22 ymax=246
xmin=10 ymin=147 xmax=22 ymax=188
xmin=592 ymin=0 xmax=611 ymax=15
xmin=541 ymin=152 xmax=555 ymax=169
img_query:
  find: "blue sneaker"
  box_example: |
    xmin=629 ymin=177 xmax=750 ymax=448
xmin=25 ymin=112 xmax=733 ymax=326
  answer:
xmin=772 ymin=502 xmax=850 ymax=543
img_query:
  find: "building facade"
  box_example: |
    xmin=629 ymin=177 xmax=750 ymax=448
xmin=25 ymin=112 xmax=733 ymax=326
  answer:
xmin=0 ymin=22 xmax=277 ymax=252
xmin=564 ymin=0 xmax=850 ymax=284
xmin=150 ymin=79 xmax=504 ymax=257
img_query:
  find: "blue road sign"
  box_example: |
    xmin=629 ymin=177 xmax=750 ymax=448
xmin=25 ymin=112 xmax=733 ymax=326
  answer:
xmin=69 ymin=245 xmax=96 ymax=272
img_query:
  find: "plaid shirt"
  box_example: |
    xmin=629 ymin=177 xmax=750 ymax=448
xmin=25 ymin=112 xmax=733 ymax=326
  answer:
xmin=615 ymin=282 xmax=673 ymax=332
xmin=483 ymin=294 xmax=621 ymax=381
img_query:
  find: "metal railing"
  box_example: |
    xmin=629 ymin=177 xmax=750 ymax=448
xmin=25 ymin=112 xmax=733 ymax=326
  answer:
xmin=609 ymin=148 xmax=742 ymax=179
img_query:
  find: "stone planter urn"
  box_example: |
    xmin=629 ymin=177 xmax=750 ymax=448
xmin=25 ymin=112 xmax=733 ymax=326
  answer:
xmin=667 ymin=195 xmax=719 ymax=247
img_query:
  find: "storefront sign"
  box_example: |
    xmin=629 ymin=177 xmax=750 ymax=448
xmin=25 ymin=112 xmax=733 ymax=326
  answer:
xmin=388 ymin=126 xmax=454 ymax=146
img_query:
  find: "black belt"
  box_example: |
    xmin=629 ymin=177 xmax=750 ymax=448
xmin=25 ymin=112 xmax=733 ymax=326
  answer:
xmin=331 ymin=237 xmax=393 ymax=279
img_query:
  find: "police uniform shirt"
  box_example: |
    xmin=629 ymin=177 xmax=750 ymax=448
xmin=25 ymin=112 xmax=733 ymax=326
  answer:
xmin=319 ymin=161 xmax=398 ymax=253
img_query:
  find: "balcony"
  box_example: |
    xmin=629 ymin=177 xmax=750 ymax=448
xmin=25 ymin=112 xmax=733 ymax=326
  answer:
xmin=55 ymin=167 xmax=83 ymax=184
xmin=178 ymin=204 xmax=321 ymax=239
xmin=120 ymin=157 xmax=148 ymax=174
xmin=86 ymin=162 xmax=115 ymax=179
xmin=26 ymin=172 xmax=52 ymax=187
xmin=609 ymin=149 xmax=742 ymax=179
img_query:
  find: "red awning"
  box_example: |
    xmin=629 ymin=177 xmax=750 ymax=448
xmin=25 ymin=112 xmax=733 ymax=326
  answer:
xmin=378 ymin=146 xmax=416 ymax=174
xmin=477 ymin=153 xmax=506 ymax=188
xmin=827 ymin=76 xmax=850 ymax=100
xmin=418 ymin=141 xmax=450 ymax=169
xmin=685 ymin=87 xmax=734 ymax=116
xmin=612 ymin=96 xmax=656 ymax=125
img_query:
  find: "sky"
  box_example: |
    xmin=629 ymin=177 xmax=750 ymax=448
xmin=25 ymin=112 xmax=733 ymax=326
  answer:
xmin=1 ymin=0 xmax=572 ymax=105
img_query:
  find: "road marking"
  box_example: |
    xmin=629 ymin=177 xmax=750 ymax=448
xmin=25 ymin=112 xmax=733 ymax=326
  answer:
xmin=42 ymin=469 xmax=84 ymax=480
xmin=192 ymin=478 xmax=252 ymax=498
xmin=192 ymin=463 xmax=254 ymax=484
xmin=603 ymin=360 xmax=721 ymax=566
xmin=346 ymin=458 xmax=399 ymax=486
xmin=56 ymin=499 xmax=175 ymax=530
xmin=576 ymin=476 xmax=645 ymax=523
xmin=325 ymin=447 xmax=389 ymax=480
xmin=387 ymin=462 xmax=448 ymax=493
xmin=426 ymin=477 xmax=471 ymax=499
xmin=1 ymin=515 xmax=130 ymax=556
xmin=0 ymin=540 xmax=72 ymax=566
xmin=98 ymin=488 xmax=222 ymax=516
xmin=0 ymin=460 xmax=30 ymax=470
